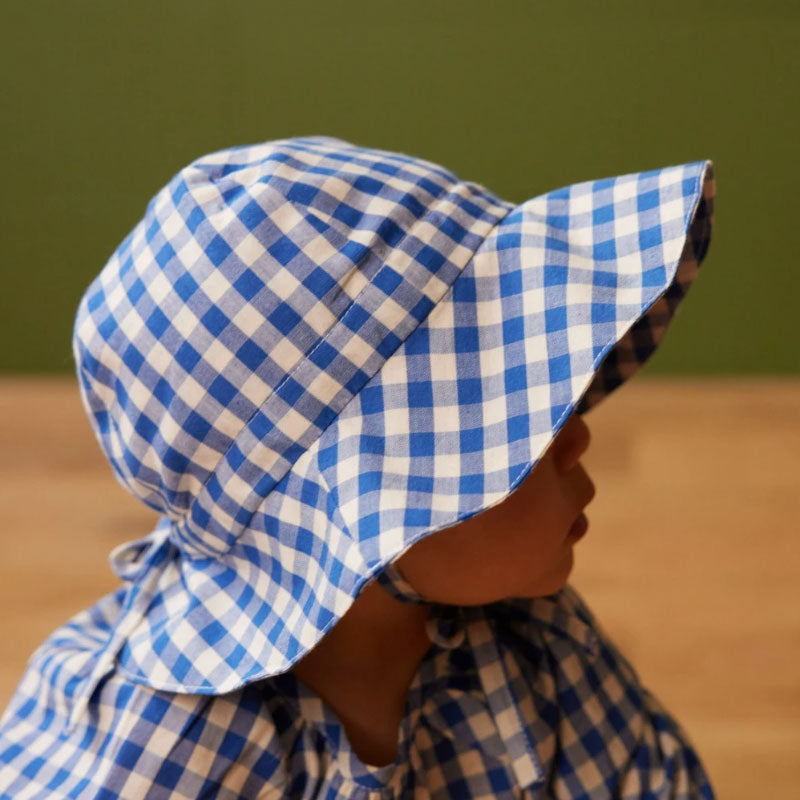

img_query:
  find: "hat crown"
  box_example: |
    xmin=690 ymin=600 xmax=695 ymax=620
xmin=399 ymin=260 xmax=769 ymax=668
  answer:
xmin=72 ymin=136 xmax=511 ymax=553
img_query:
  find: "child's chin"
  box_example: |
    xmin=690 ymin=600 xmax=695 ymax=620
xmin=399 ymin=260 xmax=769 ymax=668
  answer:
xmin=517 ymin=552 xmax=574 ymax=599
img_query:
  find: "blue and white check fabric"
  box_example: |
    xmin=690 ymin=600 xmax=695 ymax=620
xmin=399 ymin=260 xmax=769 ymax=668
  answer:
xmin=0 ymin=580 xmax=716 ymax=798
xmin=0 ymin=136 xmax=717 ymax=797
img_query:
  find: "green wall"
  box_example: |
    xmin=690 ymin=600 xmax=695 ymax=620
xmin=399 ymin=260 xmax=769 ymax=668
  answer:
xmin=2 ymin=0 xmax=797 ymax=374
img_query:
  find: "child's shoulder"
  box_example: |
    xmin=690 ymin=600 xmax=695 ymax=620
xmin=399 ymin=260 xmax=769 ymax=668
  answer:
xmin=483 ymin=587 xmax=716 ymax=795
xmin=0 ymin=587 xmax=291 ymax=798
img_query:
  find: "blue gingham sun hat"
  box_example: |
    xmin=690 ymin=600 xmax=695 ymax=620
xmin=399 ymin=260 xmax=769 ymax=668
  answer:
xmin=71 ymin=135 xmax=715 ymax=706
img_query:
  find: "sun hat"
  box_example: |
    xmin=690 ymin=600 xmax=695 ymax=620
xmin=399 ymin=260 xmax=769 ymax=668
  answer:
xmin=70 ymin=136 xmax=715 ymax=722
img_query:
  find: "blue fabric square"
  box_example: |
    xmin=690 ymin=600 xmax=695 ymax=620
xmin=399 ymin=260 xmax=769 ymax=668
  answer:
xmin=373 ymin=266 xmax=403 ymax=296
xmin=504 ymin=364 xmax=527 ymax=394
xmin=206 ymin=234 xmax=232 ymax=267
xmin=416 ymin=244 xmax=446 ymax=274
xmin=408 ymin=380 xmax=434 ymax=407
xmin=497 ymin=231 xmax=522 ymax=250
xmin=377 ymin=217 xmax=404 ymax=247
xmin=548 ymin=353 xmax=572 ymax=383
xmin=268 ymin=235 xmax=301 ymax=266
xmin=453 ymin=275 xmax=477 ymax=303
xmin=548 ymin=214 xmax=569 ymax=230
xmin=236 ymin=339 xmax=267 ymax=371
xmin=201 ymin=306 xmax=230 ymax=337
xmin=309 ymin=340 xmax=338 ymax=371
xmin=174 ymin=272 xmax=200 ymax=302
xmin=279 ymin=376 xmax=304 ymax=407
xmin=593 ymin=270 xmax=617 ymax=288
xmin=642 ymin=265 xmax=666 ymax=286
xmin=233 ymin=268 xmax=264 ymax=301
xmin=545 ymin=306 xmax=567 ymax=332
xmin=409 ymin=295 xmax=435 ymax=323
xmin=410 ymin=432 xmax=435 ymax=457
xmin=239 ymin=199 xmax=267 ymax=229
xmin=304 ymin=266 xmax=337 ymax=298
xmin=399 ymin=191 xmax=426 ymax=218
xmin=122 ymin=343 xmax=145 ymax=374
xmin=454 ymin=326 xmax=479 ymax=352
xmin=593 ymin=204 xmax=614 ymax=225
xmin=333 ymin=202 xmax=362 ymax=228
xmin=591 ymin=303 xmax=617 ymax=323
xmin=359 ymin=385 xmax=384 ymax=415
xmin=544 ymin=264 xmax=567 ymax=286
xmin=175 ymin=341 xmax=202 ymax=372
xmin=408 ymin=474 xmax=434 ymax=494
xmin=186 ymin=206 xmax=205 ymax=234
xmin=438 ymin=215 xmax=469 ymax=244
xmin=502 ymin=316 xmax=524 ymax=344
xmin=459 ymin=427 xmax=483 ymax=453
xmin=342 ymin=302 xmax=370 ymax=333
xmin=359 ymin=436 xmax=384 ymax=455
xmin=147 ymin=307 xmax=171 ymax=338
xmin=208 ymin=375 xmax=237 ymax=407
xmin=499 ymin=270 xmax=522 ymax=297
xmin=639 ymin=225 xmax=663 ymax=250
xmin=404 ymin=507 xmax=431 ymax=527
xmin=354 ymin=175 xmax=383 ymax=195
xmin=457 ymin=378 xmax=482 ymax=405
xmin=506 ymin=413 xmax=529 ymax=443
xmin=268 ymin=302 xmax=302 ymax=335
xmin=637 ymin=188 xmax=660 ymax=212
xmin=593 ymin=239 xmax=617 ymax=260
xmin=287 ymin=182 xmax=319 ymax=205
xmin=156 ymin=242 xmax=176 ymax=269
xmin=358 ymin=471 xmax=382 ymax=494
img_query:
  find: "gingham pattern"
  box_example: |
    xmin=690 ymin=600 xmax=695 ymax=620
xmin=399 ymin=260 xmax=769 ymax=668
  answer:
xmin=0 ymin=582 xmax=715 ymax=799
xmin=73 ymin=136 xmax=512 ymax=556
xmin=61 ymin=138 xmax=715 ymax=711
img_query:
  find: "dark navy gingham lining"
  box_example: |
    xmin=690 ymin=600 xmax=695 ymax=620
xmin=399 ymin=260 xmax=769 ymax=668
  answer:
xmin=577 ymin=165 xmax=714 ymax=412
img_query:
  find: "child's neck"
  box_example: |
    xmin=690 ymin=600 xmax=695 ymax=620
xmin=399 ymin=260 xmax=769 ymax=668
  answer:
xmin=288 ymin=581 xmax=434 ymax=764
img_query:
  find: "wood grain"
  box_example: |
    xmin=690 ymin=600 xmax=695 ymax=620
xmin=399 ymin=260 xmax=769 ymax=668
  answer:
xmin=1 ymin=376 xmax=798 ymax=798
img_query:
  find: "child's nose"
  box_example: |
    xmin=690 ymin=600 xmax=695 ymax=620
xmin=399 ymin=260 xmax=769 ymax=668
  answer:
xmin=553 ymin=414 xmax=591 ymax=474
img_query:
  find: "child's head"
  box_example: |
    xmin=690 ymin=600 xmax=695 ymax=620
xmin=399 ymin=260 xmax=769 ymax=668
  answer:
xmin=390 ymin=412 xmax=595 ymax=606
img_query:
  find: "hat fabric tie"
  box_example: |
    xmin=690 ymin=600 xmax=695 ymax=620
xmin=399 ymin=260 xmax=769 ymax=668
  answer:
xmin=374 ymin=560 xmax=429 ymax=605
xmin=375 ymin=561 xmax=468 ymax=649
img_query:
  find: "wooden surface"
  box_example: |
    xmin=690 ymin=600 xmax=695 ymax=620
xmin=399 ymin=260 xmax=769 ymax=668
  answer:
xmin=0 ymin=376 xmax=798 ymax=798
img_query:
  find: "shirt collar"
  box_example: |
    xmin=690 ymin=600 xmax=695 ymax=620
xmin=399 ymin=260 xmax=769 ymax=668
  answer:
xmin=491 ymin=590 xmax=602 ymax=660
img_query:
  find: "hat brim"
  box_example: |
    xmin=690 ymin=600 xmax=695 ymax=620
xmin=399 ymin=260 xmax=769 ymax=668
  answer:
xmin=101 ymin=159 xmax=715 ymax=696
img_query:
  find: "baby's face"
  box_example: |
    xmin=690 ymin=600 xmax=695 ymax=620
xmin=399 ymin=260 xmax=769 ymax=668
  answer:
xmin=395 ymin=413 xmax=596 ymax=604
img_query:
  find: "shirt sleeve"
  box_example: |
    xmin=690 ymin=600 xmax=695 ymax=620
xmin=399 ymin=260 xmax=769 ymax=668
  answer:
xmin=615 ymin=682 xmax=715 ymax=800
xmin=0 ymin=588 xmax=291 ymax=799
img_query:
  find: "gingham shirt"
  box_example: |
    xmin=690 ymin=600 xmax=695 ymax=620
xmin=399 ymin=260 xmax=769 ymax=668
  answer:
xmin=0 ymin=581 xmax=715 ymax=799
